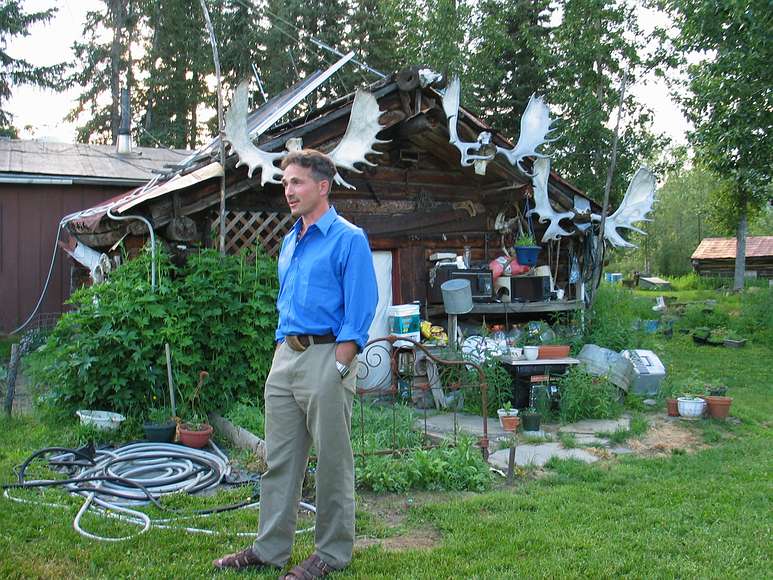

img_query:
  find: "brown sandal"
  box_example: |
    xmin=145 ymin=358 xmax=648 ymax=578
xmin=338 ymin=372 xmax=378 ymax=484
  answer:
xmin=213 ymin=547 xmax=271 ymax=571
xmin=282 ymin=554 xmax=337 ymax=579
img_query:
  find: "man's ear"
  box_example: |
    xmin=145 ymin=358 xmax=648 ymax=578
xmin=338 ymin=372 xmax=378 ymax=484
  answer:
xmin=318 ymin=178 xmax=331 ymax=197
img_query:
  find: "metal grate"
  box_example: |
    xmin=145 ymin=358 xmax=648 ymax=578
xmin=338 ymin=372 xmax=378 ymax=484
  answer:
xmin=212 ymin=211 xmax=293 ymax=258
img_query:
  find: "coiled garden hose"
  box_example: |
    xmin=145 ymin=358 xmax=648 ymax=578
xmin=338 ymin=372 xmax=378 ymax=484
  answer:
xmin=2 ymin=441 xmax=315 ymax=542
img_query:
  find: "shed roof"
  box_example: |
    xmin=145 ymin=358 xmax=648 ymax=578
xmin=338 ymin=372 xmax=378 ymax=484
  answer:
xmin=0 ymin=139 xmax=190 ymax=184
xmin=691 ymin=236 xmax=773 ymax=260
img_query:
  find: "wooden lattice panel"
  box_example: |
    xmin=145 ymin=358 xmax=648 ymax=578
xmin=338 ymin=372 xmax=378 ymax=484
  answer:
xmin=212 ymin=211 xmax=293 ymax=258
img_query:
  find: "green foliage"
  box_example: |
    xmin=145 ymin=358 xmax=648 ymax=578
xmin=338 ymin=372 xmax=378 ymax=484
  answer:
xmin=558 ymin=366 xmax=621 ymax=423
xmin=462 ymin=360 xmax=513 ymax=418
xmin=557 ymin=432 xmax=577 ymax=449
xmin=26 ymin=246 xmax=278 ymax=420
xmin=356 ymin=436 xmax=492 ymax=493
xmin=735 ymin=288 xmax=773 ymax=346
xmin=584 ymin=284 xmax=652 ymax=351
xmin=225 ymin=400 xmax=265 ymax=439
xmin=0 ymin=1 xmax=65 ymax=132
xmin=351 ymin=399 xmax=423 ymax=454
xmin=515 ymin=232 xmax=537 ymax=247
xmin=598 ymin=415 xmax=648 ymax=445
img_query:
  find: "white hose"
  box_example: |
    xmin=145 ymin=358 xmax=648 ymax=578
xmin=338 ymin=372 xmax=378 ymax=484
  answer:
xmin=5 ymin=442 xmax=316 ymax=542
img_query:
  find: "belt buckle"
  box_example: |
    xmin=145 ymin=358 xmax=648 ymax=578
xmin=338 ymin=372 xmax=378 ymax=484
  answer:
xmin=286 ymin=335 xmax=307 ymax=352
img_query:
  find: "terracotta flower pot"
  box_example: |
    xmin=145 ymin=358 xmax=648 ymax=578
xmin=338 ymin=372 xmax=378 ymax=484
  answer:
xmin=704 ymin=396 xmax=733 ymax=419
xmin=179 ymin=423 xmax=213 ymax=448
xmin=500 ymin=415 xmax=520 ymax=432
xmin=538 ymin=345 xmax=571 ymax=359
xmin=666 ymin=398 xmax=679 ymax=417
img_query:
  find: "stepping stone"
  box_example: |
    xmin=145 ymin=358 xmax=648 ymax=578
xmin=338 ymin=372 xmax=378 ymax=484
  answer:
xmin=488 ymin=443 xmax=599 ymax=469
xmin=573 ymin=434 xmax=608 ymax=445
xmin=558 ymin=416 xmax=630 ymax=435
xmin=414 ymin=413 xmax=507 ymax=439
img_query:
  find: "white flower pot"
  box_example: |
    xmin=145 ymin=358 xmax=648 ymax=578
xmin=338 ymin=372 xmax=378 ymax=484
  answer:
xmin=677 ymin=397 xmax=706 ymax=418
xmin=523 ymin=346 xmax=539 ymax=361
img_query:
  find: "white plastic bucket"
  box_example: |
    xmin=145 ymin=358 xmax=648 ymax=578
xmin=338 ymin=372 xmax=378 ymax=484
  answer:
xmin=76 ymin=410 xmax=126 ymax=431
xmin=388 ymin=303 xmax=421 ymax=347
xmin=441 ymin=279 xmax=473 ymax=314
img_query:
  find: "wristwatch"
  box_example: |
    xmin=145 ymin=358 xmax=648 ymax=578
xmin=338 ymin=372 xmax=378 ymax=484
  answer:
xmin=335 ymin=360 xmax=351 ymax=378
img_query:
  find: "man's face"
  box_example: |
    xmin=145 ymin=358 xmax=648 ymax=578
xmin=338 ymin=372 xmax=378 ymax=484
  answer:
xmin=281 ymin=163 xmax=329 ymax=220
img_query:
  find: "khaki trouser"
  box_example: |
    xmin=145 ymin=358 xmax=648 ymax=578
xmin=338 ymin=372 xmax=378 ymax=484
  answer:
xmin=252 ymin=341 xmax=356 ymax=569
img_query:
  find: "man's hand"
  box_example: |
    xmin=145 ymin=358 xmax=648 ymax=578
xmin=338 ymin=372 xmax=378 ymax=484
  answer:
xmin=335 ymin=341 xmax=358 ymax=367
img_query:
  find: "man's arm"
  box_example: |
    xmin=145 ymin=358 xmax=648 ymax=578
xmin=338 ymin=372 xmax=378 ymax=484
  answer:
xmin=335 ymin=233 xmax=378 ymax=366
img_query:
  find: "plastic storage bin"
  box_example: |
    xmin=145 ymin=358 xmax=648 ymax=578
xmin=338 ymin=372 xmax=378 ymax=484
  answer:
xmin=621 ymin=349 xmax=666 ymax=396
xmin=388 ymin=303 xmax=421 ymax=347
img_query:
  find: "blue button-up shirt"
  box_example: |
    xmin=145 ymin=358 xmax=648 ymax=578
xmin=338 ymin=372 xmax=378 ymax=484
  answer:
xmin=275 ymin=206 xmax=378 ymax=351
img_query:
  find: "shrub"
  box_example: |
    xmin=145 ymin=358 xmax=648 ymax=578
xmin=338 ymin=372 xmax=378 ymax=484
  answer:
xmin=558 ymin=366 xmax=621 ymax=423
xmin=584 ymin=284 xmax=652 ymax=351
xmin=27 ymin=245 xmax=278 ymax=420
xmin=735 ymin=287 xmax=773 ymax=345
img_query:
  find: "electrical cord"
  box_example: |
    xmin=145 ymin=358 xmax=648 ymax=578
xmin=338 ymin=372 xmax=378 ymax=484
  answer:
xmin=2 ymin=441 xmax=316 ymax=542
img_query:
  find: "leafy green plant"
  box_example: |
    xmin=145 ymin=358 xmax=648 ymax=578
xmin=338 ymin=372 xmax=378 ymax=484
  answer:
xmin=26 ymin=245 xmax=279 ymax=420
xmin=356 ymin=436 xmax=492 ymax=493
xmin=558 ymin=367 xmax=622 ymax=423
xmin=461 ymin=359 xmax=513 ymax=418
xmin=515 ymin=232 xmax=537 ymax=246
xmin=146 ymin=407 xmax=172 ymax=424
xmin=225 ymin=400 xmax=265 ymax=438
xmin=584 ymin=284 xmax=652 ymax=351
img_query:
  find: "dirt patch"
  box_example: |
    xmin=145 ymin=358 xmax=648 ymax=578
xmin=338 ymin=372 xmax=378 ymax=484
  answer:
xmin=627 ymin=416 xmax=704 ymax=456
xmin=355 ymin=526 xmax=442 ymax=552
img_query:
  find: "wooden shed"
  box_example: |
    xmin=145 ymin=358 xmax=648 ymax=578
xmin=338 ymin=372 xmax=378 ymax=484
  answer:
xmin=691 ymin=236 xmax=773 ymax=279
xmin=0 ymin=139 xmax=189 ymax=333
xmin=64 ymin=69 xmax=602 ymax=327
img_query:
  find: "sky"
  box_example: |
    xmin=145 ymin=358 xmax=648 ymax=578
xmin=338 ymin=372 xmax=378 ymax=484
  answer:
xmin=6 ymin=0 xmax=691 ymax=146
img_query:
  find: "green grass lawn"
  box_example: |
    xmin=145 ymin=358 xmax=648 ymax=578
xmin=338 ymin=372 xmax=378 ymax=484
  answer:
xmin=1 ymin=315 xmax=771 ymax=577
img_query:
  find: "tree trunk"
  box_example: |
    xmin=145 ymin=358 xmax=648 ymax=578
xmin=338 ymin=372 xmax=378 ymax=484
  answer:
xmin=733 ymin=201 xmax=748 ymax=291
xmin=109 ymin=0 xmax=127 ymax=145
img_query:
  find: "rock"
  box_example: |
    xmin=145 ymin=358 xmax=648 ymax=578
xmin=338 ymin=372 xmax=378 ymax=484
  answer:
xmin=488 ymin=443 xmax=599 ymax=469
xmin=643 ymin=399 xmax=658 ymax=407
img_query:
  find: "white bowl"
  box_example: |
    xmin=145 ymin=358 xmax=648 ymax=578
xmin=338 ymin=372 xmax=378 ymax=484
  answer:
xmin=523 ymin=346 xmax=539 ymax=361
xmin=677 ymin=397 xmax=705 ymax=418
xmin=76 ymin=410 xmax=126 ymax=431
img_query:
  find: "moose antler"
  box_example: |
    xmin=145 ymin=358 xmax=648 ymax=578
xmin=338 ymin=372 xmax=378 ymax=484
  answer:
xmin=526 ymin=157 xmax=575 ymax=242
xmin=496 ymin=94 xmax=559 ymax=175
xmin=328 ymin=89 xmax=389 ymax=189
xmin=223 ymin=80 xmax=284 ymax=186
xmin=593 ymin=167 xmax=657 ymax=248
xmin=442 ymin=76 xmax=496 ymax=167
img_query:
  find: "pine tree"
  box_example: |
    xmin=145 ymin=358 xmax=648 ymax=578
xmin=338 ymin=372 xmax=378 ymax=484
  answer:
xmin=0 ymin=1 xmax=65 ymax=137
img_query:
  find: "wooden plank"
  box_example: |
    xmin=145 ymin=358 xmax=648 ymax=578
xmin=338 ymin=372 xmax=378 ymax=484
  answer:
xmin=426 ymin=300 xmax=583 ymax=316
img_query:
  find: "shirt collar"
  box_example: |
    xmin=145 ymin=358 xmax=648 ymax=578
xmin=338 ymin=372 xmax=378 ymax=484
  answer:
xmin=292 ymin=206 xmax=338 ymax=237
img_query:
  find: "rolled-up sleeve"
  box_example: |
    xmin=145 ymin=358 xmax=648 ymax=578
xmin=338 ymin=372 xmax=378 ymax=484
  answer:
xmin=336 ymin=232 xmax=378 ymax=351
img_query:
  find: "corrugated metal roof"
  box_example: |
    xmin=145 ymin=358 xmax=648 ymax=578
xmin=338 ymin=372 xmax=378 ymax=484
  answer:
xmin=691 ymin=236 xmax=773 ymax=260
xmin=0 ymin=139 xmax=190 ymax=182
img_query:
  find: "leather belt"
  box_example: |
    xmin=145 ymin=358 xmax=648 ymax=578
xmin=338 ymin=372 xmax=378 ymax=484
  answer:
xmin=285 ymin=333 xmax=336 ymax=352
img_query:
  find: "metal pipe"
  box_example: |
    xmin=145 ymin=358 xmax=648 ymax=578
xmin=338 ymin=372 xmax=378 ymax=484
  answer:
xmin=106 ymin=207 xmax=156 ymax=290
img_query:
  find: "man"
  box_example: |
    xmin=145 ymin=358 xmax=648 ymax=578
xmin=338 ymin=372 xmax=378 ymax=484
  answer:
xmin=214 ymin=150 xmax=378 ymax=578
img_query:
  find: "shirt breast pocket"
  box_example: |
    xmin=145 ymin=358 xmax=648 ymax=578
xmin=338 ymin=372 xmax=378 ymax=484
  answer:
xmin=304 ymin=263 xmax=341 ymax=308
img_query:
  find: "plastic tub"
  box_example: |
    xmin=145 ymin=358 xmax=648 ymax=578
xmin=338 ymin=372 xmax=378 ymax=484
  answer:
xmin=76 ymin=410 xmax=126 ymax=431
xmin=677 ymin=397 xmax=705 ymax=418
xmin=440 ymin=279 xmax=473 ymax=314
xmin=388 ymin=303 xmax=421 ymax=347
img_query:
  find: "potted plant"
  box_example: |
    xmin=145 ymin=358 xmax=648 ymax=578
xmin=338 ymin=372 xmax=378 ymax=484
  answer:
xmin=723 ymin=332 xmax=747 ymax=348
xmin=677 ymin=394 xmax=706 ymax=418
xmin=514 ymin=232 xmax=541 ymax=267
xmin=707 ymin=328 xmax=726 ymax=346
xmin=692 ymin=327 xmax=710 ymax=345
xmin=497 ymin=401 xmax=520 ymax=432
xmin=143 ymin=407 xmax=177 ymax=442
xmin=703 ymin=386 xmax=733 ymax=419
xmin=178 ymin=371 xmax=214 ymax=448
xmin=521 ymin=407 xmax=542 ymax=432
xmin=538 ymin=335 xmax=571 ymax=360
